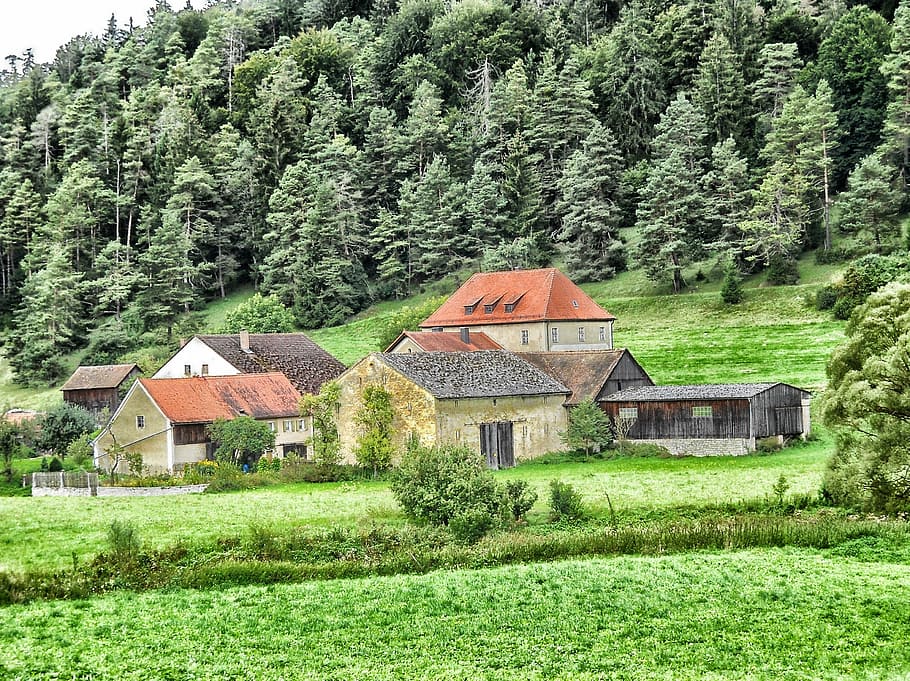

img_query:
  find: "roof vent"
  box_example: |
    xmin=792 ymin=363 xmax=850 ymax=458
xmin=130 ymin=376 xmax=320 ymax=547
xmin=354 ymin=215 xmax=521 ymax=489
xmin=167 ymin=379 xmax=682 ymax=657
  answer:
xmin=240 ymin=330 xmax=252 ymax=353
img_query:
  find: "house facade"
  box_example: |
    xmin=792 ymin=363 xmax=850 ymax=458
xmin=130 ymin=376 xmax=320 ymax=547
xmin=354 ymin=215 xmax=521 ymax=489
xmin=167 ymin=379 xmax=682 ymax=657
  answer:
xmin=93 ymin=373 xmax=308 ymax=473
xmin=335 ymin=352 xmax=570 ymax=468
xmin=601 ymin=383 xmax=812 ymax=456
xmin=154 ymin=331 xmax=345 ymax=395
xmin=61 ymin=364 xmax=141 ymax=420
xmin=419 ymin=268 xmax=616 ymax=352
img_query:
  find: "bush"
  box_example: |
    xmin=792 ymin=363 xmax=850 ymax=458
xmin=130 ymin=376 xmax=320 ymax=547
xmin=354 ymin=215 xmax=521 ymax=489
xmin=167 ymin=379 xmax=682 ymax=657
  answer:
xmin=548 ymin=480 xmax=587 ymax=523
xmin=815 ymin=286 xmax=838 ymax=311
xmin=504 ymin=480 xmax=538 ymax=522
xmin=720 ymin=265 xmax=743 ymax=305
xmin=391 ymin=444 xmax=505 ymax=535
xmin=38 ymin=403 xmax=97 ymax=457
xmin=48 ymin=457 xmax=63 ymax=472
xmin=766 ymin=254 xmax=799 ymax=285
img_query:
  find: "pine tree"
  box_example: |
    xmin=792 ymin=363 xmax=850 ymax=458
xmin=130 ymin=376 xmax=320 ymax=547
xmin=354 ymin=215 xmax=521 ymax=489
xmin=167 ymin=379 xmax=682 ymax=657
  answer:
xmin=694 ymin=32 xmax=745 ymax=144
xmin=702 ymin=136 xmax=751 ymax=258
xmin=555 ymin=122 xmax=626 ymax=282
xmin=838 ymin=153 xmax=903 ymax=250
xmin=880 ymin=0 xmax=910 ymax=186
xmin=740 ymin=160 xmax=809 ymax=270
xmin=752 ymin=42 xmax=802 ymax=131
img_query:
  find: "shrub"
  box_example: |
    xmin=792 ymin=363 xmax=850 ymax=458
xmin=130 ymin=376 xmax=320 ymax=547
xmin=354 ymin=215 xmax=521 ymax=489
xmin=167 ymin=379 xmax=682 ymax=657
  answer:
xmin=391 ymin=444 xmax=505 ymax=534
xmin=548 ymin=480 xmax=587 ymax=523
xmin=815 ymin=285 xmax=838 ymax=310
xmin=65 ymin=434 xmax=93 ymax=467
xmin=48 ymin=457 xmax=63 ymax=472
xmin=766 ymin=254 xmax=799 ymax=285
xmin=504 ymin=480 xmax=538 ymax=522
xmin=38 ymin=403 xmax=97 ymax=457
xmin=720 ymin=264 xmax=744 ymax=305
xmin=107 ymin=520 xmax=141 ymax=564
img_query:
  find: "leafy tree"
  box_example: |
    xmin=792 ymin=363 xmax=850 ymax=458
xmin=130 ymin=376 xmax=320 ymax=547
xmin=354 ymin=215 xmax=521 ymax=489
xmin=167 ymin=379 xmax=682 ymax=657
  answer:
xmin=38 ymin=402 xmax=96 ymax=458
xmin=354 ymin=384 xmax=396 ymax=475
xmin=0 ymin=418 xmax=19 ymax=483
xmin=822 ymin=283 xmax=910 ymax=512
xmin=561 ymin=399 xmax=612 ymax=458
xmin=375 ymin=295 xmax=447 ymax=350
xmin=300 ymin=381 xmax=341 ymax=466
xmin=208 ymin=415 xmax=276 ymax=468
xmin=220 ymin=292 xmax=295 ymax=333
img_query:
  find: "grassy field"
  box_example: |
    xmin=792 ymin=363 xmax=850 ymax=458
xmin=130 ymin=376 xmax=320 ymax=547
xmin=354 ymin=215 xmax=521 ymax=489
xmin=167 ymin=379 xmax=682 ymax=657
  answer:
xmin=2 ymin=548 xmax=908 ymax=680
xmin=0 ymin=441 xmax=830 ymax=573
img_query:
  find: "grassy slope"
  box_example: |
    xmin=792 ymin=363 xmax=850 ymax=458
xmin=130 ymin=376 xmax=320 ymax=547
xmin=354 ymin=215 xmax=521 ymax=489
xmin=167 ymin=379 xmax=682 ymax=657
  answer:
xmin=0 ymin=441 xmax=830 ymax=572
xmin=3 ymin=549 xmax=909 ymax=680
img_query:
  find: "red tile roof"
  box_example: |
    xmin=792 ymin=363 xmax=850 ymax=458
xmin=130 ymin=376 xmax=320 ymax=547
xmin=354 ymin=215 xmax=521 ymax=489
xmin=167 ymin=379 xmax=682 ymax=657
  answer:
xmin=139 ymin=373 xmax=300 ymax=424
xmin=420 ymin=268 xmax=615 ymax=328
xmin=385 ymin=331 xmax=503 ymax=352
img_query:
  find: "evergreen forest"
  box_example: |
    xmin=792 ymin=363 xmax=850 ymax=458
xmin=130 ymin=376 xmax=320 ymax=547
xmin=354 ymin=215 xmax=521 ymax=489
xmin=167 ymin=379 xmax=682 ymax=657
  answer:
xmin=0 ymin=0 xmax=908 ymax=385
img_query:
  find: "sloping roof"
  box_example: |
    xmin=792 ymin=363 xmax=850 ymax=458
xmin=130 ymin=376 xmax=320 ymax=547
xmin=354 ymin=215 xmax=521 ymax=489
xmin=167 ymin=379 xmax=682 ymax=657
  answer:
xmin=602 ymin=383 xmax=810 ymax=402
xmin=195 ymin=333 xmax=345 ymax=394
xmin=140 ymin=373 xmax=301 ymax=424
xmin=377 ymin=351 xmax=570 ymax=399
xmin=420 ymin=268 xmax=615 ymax=328
xmin=385 ymin=331 xmax=503 ymax=352
xmin=61 ymin=364 xmax=139 ymax=391
xmin=516 ymin=350 xmax=643 ymax=405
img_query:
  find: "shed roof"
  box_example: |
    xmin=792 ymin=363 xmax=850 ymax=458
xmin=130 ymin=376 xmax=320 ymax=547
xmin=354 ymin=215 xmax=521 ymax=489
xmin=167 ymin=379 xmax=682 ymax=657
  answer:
xmin=385 ymin=330 xmax=503 ymax=352
xmin=139 ymin=373 xmax=301 ymax=424
xmin=376 ymin=351 xmax=570 ymax=399
xmin=516 ymin=350 xmax=648 ymax=405
xmin=602 ymin=383 xmax=809 ymax=402
xmin=61 ymin=364 xmax=139 ymax=391
xmin=195 ymin=333 xmax=345 ymax=394
xmin=420 ymin=268 xmax=615 ymax=328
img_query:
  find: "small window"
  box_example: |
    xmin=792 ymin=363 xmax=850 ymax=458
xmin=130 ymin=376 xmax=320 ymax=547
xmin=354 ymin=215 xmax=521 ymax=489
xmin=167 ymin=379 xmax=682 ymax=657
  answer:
xmin=184 ymin=364 xmax=192 ymax=376
xmin=571 ymin=300 xmax=579 ymax=309
xmin=484 ymin=304 xmax=494 ymax=314
xmin=504 ymin=303 xmax=515 ymax=313
xmin=201 ymin=364 xmax=209 ymax=376
xmin=283 ymin=420 xmax=293 ymax=432
xmin=618 ymin=407 xmax=638 ymax=420
xmin=521 ymin=330 xmax=529 ymax=345
xmin=136 ymin=415 xmax=145 ymax=429
xmin=464 ymin=305 xmax=475 ymax=315
xmin=297 ymin=419 xmax=306 ymax=432
xmin=692 ymin=406 xmax=713 ymax=418
xmin=599 ymin=326 xmax=607 ymax=342
xmin=551 ymin=327 xmax=559 ymax=344
xmin=268 ymin=422 xmax=276 ymax=432
xmin=578 ymin=327 xmax=586 ymax=343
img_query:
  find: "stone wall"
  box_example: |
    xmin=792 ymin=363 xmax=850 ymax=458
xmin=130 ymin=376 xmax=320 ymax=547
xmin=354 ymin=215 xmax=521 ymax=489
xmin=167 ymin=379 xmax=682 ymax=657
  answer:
xmin=640 ymin=437 xmax=755 ymax=457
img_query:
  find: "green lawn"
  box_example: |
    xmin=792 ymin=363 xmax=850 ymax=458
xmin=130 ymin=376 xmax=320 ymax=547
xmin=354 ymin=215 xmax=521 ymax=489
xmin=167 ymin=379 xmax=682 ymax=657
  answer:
xmin=3 ymin=548 xmax=908 ymax=680
xmin=0 ymin=443 xmax=830 ymax=572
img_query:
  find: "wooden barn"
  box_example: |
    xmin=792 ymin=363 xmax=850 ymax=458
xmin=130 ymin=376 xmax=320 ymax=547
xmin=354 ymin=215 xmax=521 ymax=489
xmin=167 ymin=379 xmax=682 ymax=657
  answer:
xmin=61 ymin=364 xmax=141 ymax=421
xmin=601 ymin=383 xmax=811 ymax=456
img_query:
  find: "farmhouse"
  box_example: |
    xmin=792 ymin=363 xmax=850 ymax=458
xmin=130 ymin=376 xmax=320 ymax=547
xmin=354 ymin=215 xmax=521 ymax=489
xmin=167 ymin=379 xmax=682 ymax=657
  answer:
xmin=420 ymin=268 xmax=616 ymax=352
xmin=385 ymin=329 xmax=502 ymax=353
xmin=516 ymin=349 xmax=653 ymax=406
xmin=601 ymin=383 xmax=811 ymax=456
xmin=154 ymin=331 xmax=344 ymax=394
xmin=61 ymin=363 xmax=141 ymax=420
xmin=93 ymin=373 xmax=307 ymax=473
xmin=336 ymin=351 xmax=570 ymax=468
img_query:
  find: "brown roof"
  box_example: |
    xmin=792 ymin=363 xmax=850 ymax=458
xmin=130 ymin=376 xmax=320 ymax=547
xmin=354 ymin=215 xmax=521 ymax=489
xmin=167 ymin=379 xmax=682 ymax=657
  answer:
xmin=61 ymin=364 xmax=139 ymax=391
xmin=385 ymin=331 xmax=503 ymax=352
xmin=516 ymin=350 xmax=647 ymax=406
xmin=195 ymin=333 xmax=345 ymax=394
xmin=139 ymin=373 xmax=300 ymax=424
xmin=420 ymin=268 xmax=615 ymax=328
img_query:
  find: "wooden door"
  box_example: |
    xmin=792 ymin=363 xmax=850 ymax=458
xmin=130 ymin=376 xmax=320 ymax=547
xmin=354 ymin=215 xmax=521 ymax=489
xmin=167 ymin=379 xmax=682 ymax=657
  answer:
xmin=479 ymin=421 xmax=515 ymax=469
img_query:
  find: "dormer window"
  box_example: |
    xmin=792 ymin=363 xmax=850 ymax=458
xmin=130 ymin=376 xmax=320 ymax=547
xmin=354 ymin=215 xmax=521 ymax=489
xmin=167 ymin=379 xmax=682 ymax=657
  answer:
xmin=464 ymin=305 xmax=475 ymax=314
xmin=504 ymin=303 xmax=515 ymax=313
xmin=484 ymin=304 xmax=494 ymax=314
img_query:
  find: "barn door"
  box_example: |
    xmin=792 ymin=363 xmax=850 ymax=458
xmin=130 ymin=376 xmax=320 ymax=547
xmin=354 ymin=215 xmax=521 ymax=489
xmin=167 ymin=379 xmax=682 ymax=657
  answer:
xmin=479 ymin=421 xmax=515 ymax=469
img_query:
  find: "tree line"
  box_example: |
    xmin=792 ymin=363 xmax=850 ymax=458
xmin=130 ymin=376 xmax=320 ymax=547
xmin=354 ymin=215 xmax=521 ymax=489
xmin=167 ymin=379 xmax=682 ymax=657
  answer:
xmin=1 ymin=0 xmax=910 ymax=385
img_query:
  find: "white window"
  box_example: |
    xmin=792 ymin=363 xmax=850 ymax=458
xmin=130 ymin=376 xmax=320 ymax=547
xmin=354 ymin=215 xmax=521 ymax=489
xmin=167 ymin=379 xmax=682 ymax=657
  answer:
xmin=201 ymin=364 xmax=209 ymax=376
xmin=283 ymin=420 xmax=293 ymax=432
xmin=578 ymin=327 xmax=586 ymax=343
xmin=183 ymin=364 xmax=192 ymax=376
xmin=599 ymin=326 xmax=607 ymax=342
xmin=297 ymin=419 xmax=306 ymax=432
xmin=551 ymin=327 xmax=559 ymax=344
xmin=521 ymin=330 xmax=529 ymax=345
xmin=692 ymin=406 xmax=713 ymax=418
xmin=268 ymin=422 xmax=276 ymax=432
xmin=618 ymin=407 xmax=638 ymax=420
xmin=136 ymin=415 xmax=145 ymax=429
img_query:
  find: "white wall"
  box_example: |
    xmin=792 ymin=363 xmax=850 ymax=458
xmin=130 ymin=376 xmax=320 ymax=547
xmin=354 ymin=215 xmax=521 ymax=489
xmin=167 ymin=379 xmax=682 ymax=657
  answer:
xmin=154 ymin=337 xmax=240 ymax=378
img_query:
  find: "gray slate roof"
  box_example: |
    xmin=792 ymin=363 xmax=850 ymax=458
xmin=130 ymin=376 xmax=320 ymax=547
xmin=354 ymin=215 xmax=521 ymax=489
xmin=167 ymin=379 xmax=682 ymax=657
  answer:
xmin=602 ymin=383 xmax=808 ymax=402
xmin=378 ymin=351 xmax=570 ymax=399
xmin=196 ymin=333 xmax=345 ymax=395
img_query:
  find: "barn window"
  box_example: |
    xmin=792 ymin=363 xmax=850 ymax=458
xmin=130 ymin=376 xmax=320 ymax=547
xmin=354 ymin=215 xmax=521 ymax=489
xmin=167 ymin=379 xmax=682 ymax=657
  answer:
xmin=184 ymin=364 xmax=192 ymax=376
xmin=692 ymin=406 xmax=713 ymax=418
xmin=599 ymin=326 xmax=607 ymax=342
xmin=618 ymin=407 xmax=637 ymax=420
xmin=551 ymin=327 xmax=559 ymax=344
xmin=201 ymin=364 xmax=209 ymax=376
xmin=521 ymin=330 xmax=529 ymax=345
xmin=578 ymin=327 xmax=586 ymax=343
xmin=136 ymin=415 xmax=145 ymax=429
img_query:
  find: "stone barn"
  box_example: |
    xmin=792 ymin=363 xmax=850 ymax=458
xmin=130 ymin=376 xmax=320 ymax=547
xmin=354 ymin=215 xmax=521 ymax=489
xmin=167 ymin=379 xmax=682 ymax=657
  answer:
xmin=601 ymin=382 xmax=811 ymax=456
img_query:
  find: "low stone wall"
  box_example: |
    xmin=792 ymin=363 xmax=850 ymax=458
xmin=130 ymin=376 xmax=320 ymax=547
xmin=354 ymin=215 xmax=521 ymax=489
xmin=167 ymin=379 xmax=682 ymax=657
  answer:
xmin=97 ymin=484 xmax=208 ymax=497
xmin=31 ymin=472 xmax=207 ymax=497
xmin=641 ymin=437 xmax=755 ymax=457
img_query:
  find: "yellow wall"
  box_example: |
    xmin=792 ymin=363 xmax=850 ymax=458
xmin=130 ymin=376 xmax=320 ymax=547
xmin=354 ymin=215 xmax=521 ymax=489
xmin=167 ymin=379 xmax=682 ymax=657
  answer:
xmin=421 ymin=321 xmax=613 ymax=352
xmin=94 ymin=386 xmax=171 ymax=473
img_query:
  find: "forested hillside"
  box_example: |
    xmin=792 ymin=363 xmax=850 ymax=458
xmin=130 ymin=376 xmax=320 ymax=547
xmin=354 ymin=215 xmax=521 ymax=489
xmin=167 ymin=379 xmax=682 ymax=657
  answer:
xmin=0 ymin=0 xmax=906 ymax=386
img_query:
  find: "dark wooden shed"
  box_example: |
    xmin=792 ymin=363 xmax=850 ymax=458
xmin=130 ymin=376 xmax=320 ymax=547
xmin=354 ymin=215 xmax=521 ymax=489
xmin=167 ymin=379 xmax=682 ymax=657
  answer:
xmin=601 ymin=383 xmax=811 ymax=448
xmin=61 ymin=364 xmax=141 ymax=420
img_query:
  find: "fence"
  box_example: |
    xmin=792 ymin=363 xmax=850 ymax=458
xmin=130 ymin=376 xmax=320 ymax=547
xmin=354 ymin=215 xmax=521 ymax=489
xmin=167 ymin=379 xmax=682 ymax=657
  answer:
xmin=31 ymin=471 xmax=99 ymax=497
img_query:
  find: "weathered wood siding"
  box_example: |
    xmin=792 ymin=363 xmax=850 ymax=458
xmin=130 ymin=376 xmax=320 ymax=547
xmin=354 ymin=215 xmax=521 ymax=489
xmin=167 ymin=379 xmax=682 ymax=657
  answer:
xmin=602 ymin=399 xmax=753 ymax=440
xmin=63 ymin=387 xmax=120 ymax=416
xmin=597 ymin=353 xmax=654 ymax=398
xmin=749 ymin=384 xmax=808 ymax=437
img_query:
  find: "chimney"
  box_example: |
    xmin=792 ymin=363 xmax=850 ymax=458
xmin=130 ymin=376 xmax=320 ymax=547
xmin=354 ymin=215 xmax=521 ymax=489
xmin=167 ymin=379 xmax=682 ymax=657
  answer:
xmin=460 ymin=327 xmax=470 ymax=344
xmin=240 ymin=329 xmax=251 ymax=353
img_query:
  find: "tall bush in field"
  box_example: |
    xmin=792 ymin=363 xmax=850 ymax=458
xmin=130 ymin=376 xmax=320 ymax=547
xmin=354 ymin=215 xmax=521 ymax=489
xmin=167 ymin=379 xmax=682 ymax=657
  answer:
xmin=300 ymin=381 xmax=342 ymax=466
xmin=561 ymin=400 xmax=612 ymax=458
xmin=354 ymin=384 xmax=396 ymax=475
xmin=208 ymin=416 xmax=275 ymax=467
